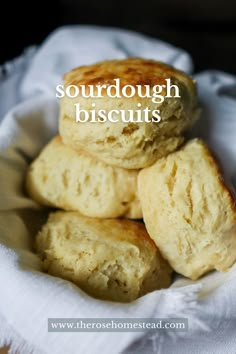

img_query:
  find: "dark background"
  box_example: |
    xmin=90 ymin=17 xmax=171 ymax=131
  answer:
xmin=1 ymin=0 xmax=236 ymax=74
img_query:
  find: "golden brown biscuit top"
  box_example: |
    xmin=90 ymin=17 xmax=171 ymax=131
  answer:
xmin=61 ymin=211 xmax=157 ymax=249
xmin=64 ymin=57 xmax=194 ymax=90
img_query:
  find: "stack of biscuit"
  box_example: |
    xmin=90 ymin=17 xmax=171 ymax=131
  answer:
xmin=26 ymin=58 xmax=236 ymax=302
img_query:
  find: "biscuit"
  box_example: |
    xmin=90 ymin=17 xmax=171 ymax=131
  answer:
xmin=36 ymin=211 xmax=172 ymax=302
xmin=59 ymin=58 xmax=199 ymax=169
xmin=26 ymin=136 xmax=141 ymax=219
xmin=138 ymin=139 xmax=236 ymax=279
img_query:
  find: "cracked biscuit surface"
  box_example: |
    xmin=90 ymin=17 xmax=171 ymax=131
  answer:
xmin=59 ymin=58 xmax=199 ymax=169
xmin=138 ymin=139 xmax=236 ymax=279
xmin=26 ymin=136 xmax=141 ymax=219
xmin=36 ymin=211 xmax=172 ymax=302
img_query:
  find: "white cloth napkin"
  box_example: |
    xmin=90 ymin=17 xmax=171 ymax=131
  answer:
xmin=0 ymin=26 xmax=236 ymax=354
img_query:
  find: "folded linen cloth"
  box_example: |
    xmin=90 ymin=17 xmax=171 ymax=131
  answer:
xmin=0 ymin=26 xmax=236 ymax=354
